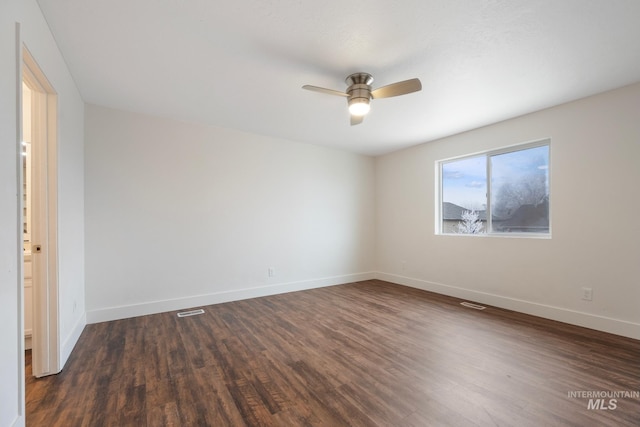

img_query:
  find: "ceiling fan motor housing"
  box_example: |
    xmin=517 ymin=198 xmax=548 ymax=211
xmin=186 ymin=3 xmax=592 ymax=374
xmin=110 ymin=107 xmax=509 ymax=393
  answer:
xmin=302 ymin=72 xmax=421 ymax=124
xmin=346 ymin=73 xmax=373 ymax=114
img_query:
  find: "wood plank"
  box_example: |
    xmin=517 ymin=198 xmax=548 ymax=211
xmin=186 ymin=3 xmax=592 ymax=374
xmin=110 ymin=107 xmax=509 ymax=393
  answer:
xmin=26 ymin=280 xmax=640 ymax=426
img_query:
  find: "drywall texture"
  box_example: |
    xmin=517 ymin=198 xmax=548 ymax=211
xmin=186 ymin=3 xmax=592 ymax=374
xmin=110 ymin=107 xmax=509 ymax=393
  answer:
xmin=0 ymin=0 xmax=86 ymax=424
xmin=376 ymin=83 xmax=640 ymax=339
xmin=84 ymin=105 xmax=375 ymax=320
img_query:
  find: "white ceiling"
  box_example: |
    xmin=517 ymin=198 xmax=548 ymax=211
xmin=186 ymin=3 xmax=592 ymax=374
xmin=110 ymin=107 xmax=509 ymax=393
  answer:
xmin=37 ymin=0 xmax=640 ymax=156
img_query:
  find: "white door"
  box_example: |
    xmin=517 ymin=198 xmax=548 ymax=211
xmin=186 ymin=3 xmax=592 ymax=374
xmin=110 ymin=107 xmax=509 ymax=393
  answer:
xmin=22 ymin=47 xmax=60 ymax=378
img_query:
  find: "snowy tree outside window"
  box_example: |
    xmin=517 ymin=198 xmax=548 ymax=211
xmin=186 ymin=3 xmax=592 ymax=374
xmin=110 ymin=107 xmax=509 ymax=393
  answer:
xmin=456 ymin=210 xmax=485 ymax=234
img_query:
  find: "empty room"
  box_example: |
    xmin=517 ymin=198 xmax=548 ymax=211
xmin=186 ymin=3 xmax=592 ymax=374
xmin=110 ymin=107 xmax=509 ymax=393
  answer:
xmin=1 ymin=1 xmax=639 ymax=426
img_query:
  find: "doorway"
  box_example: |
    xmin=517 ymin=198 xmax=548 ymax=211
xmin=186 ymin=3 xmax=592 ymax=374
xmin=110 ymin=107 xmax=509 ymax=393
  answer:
xmin=22 ymin=46 xmax=60 ymax=378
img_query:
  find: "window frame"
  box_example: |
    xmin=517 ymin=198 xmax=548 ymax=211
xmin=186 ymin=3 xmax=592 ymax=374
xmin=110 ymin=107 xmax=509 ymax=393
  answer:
xmin=437 ymin=138 xmax=551 ymax=238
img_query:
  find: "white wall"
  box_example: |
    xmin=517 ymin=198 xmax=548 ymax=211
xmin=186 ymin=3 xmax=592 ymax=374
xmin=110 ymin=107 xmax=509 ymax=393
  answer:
xmin=376 ymin=82 xmax=640 ymax=339
xmin=84 ymin=105 xmax=375 ymax=321
xmin=0 ymin=1 xmax=85 ymax=424
xmin=0 ymin=2 xmax=22 ymax=425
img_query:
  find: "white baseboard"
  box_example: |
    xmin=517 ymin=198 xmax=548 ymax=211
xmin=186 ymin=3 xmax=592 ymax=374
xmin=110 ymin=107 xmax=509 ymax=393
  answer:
xmin=24 ymin=332 xmax=31 ymax=351
xmin=86 ymin=272 xmax=376 ymax=324
xmin=376 ymin=272 xmax=640 ymax=340
xmin=60 ymin=312 xmax=87 ymax=369
xmin=11 ymin=415 xmax=24 ymax=427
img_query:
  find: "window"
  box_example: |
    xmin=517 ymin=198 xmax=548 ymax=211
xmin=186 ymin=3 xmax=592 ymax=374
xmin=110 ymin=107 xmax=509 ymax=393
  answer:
xmin=439 ymin=140 xmax=550 ymax=236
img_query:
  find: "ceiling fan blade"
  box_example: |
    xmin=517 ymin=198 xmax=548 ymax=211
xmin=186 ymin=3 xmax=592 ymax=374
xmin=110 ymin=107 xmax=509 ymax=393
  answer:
xmin=371 ymin=78 xmax=422 ymax=99
xmin=302 ymin=85 xmax=349 ymax=97
xmin=350 ymin=114 xmax=364 ymax=126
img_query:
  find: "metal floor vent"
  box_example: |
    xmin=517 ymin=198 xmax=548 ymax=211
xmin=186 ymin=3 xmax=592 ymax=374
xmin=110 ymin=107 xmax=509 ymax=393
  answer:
xmin=460 ymin=302 xmax=486 ymax=310
xmin=177 ymin=309 xmax=205 ymax=317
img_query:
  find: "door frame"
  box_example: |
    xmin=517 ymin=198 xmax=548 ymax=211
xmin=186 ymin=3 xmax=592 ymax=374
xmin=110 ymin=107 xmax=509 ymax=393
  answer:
xmin=21 ymin=45 xmax=60 ymax=378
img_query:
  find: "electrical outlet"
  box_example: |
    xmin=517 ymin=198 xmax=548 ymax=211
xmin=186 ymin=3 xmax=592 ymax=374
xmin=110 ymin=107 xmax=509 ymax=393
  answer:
xmin=268 ymin=267 xmax=275 ymax=278
xmin=581 ymin=287 xmax=593 ymax=301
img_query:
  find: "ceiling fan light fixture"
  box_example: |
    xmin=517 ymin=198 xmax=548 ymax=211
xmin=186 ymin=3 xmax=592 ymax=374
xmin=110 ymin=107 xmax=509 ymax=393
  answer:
xmin=302 ymin=72 xmax=421 ymax=125
xmin=348 ymin=98 xmax=370 ymax=116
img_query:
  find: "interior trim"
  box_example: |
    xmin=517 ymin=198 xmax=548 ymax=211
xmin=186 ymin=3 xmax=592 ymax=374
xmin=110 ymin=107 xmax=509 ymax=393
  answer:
xmin=376 ymin=271 xmax=640 ymax=340
xmin=86 ymin=272 xmax=376 ymax=324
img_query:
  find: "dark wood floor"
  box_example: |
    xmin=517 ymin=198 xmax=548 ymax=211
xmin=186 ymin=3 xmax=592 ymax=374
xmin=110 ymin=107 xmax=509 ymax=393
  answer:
xmin=26 ymin=280 xmax=640 ymax=426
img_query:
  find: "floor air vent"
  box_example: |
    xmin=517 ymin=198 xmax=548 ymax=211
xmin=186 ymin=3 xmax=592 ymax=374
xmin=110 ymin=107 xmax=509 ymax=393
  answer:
xmin=460 ymin=302 xmax=486 ymax=310
xmin=177 ymin=309 xmax=205 ymax=317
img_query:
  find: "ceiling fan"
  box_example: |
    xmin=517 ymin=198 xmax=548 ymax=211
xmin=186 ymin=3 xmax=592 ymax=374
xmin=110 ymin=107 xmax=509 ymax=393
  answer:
xmin=302 ymin=72 xmax=422 ymax=125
